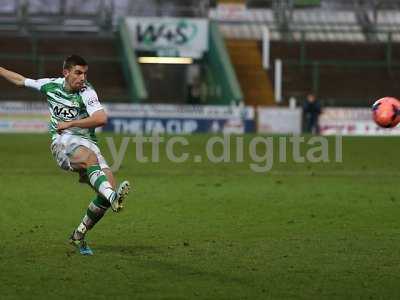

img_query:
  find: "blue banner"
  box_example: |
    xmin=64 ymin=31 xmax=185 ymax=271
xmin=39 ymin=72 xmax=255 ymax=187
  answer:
xmin=103 ymin=117 xmax=255 ymax=134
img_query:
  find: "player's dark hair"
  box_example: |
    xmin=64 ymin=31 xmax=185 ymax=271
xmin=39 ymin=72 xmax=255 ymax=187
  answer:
xmin=63 ymin=55 xmax=88 ymax=70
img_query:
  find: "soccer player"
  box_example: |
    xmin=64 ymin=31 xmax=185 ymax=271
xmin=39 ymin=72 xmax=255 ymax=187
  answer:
xmin=0 ymin=55 xmax=130 ymax=256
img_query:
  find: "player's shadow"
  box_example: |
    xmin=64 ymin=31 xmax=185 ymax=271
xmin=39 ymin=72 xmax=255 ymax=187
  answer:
xmin=95 ymin=244 xmax=252 ymax=288
xmin=95 ymin=244 xmax=164 ymax=256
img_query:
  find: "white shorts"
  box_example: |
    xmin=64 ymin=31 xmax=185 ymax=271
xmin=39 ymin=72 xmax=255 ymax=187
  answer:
xmin=50 ymin=134 xmax=110 ymax=171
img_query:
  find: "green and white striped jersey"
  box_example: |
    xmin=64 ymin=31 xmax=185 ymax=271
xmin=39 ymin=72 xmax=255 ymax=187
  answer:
xmin=24 ymin=77 xmax=104 ymax=143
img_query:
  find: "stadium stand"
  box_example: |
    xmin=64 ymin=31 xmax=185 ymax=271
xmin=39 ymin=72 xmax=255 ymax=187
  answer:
xmin=0 ymin=0 xmax=219 ymax=104
xmin=211 ymin=0 xmax=400 ymax=106
xmin=267 ymin=40 xmax=400 ymax=105
xmin=226 ymin=39 xmax=274 ymax=105
xmin=1 ymin=0 xmax=400 ymax=106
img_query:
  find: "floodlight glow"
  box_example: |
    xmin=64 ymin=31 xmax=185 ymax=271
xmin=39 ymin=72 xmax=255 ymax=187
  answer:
xmin=138 ymin=57 xmax=193 ymax=64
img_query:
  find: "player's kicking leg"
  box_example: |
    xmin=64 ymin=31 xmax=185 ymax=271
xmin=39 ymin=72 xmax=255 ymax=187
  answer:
xmin=68 ymin=147 xmax=130 ymax=255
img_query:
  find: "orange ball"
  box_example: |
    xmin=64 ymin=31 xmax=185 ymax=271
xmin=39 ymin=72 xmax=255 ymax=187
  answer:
xmin=372 ymin=97 xmax=400 ymax=128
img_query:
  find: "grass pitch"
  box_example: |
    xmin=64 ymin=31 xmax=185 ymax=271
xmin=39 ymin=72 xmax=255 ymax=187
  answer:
xmin=1 ymin=134 xmax=400 ymax=299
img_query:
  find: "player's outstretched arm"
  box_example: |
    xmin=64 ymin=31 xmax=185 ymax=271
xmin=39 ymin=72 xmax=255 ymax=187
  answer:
xmin=0 ymin=67 xmax=26 ymax=86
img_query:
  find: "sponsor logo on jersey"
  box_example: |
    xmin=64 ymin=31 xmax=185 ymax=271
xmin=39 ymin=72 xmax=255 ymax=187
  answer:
xmin=52 ymin=105 xmax=79 ymax=120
